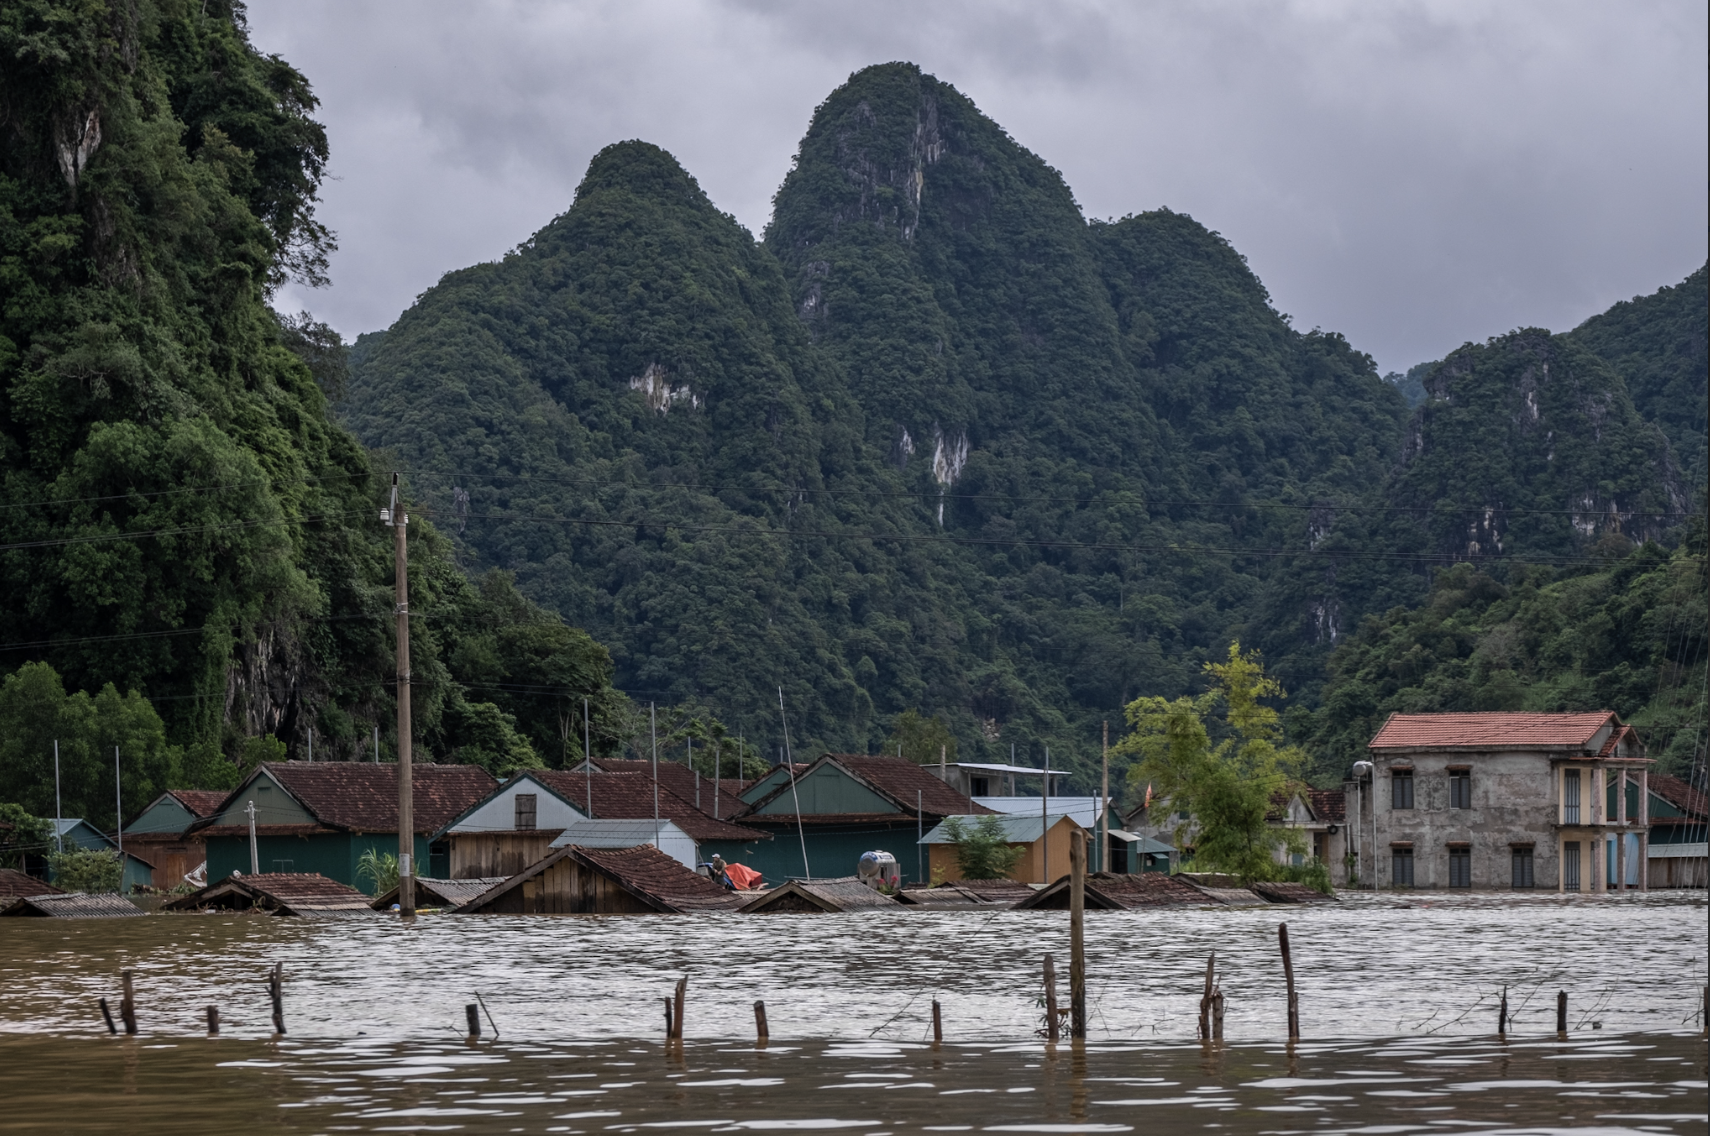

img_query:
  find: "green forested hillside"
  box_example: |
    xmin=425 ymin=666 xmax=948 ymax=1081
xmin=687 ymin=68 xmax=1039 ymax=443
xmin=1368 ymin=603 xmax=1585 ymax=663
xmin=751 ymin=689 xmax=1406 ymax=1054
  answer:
xmin=342 ymin=62 xmax=1694 ymax=787
xmin=0 ymin=1 xmax=619 ymax=807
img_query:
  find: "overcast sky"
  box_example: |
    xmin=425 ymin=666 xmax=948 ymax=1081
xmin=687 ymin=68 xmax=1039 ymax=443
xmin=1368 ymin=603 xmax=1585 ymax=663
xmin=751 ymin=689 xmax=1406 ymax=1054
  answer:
xmin=252 ymin=0 xmax=1707 ymax=376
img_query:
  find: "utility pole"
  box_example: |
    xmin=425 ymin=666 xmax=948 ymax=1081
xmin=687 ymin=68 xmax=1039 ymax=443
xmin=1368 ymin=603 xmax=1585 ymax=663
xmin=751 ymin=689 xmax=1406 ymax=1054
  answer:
xmin=53 ymin=741 xmax=63 ymax=853
xmin=383 ymin=473 xmax=415 ymax=916
xmin=114 ymin=746 xmax=123 ymax=857
xmin=1101 ymin=720 xmax=1109 ymax=874
xmin=246 ymin=800 xmax=259 ymax=874
xmin=583 ymin=696 xmax=592 ymax=818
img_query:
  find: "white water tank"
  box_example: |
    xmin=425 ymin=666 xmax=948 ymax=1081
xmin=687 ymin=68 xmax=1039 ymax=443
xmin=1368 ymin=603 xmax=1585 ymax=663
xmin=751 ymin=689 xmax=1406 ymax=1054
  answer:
xmin=858 ymin=850 xmax=900 ymax=890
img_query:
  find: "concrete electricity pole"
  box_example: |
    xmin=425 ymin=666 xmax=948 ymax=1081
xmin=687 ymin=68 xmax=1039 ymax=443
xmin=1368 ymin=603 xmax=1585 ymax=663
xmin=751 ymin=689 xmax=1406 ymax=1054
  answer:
xmin=383 ymin=473 xmax=415 ymax=916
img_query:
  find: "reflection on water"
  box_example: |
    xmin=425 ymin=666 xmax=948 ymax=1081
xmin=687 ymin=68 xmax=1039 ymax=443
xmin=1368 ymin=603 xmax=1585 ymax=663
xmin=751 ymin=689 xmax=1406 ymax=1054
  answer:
xmin=0 ymin=1031 xmax=1702 ymax=1134
xmin=0 ymin=892 xmax=1703 ymax=1131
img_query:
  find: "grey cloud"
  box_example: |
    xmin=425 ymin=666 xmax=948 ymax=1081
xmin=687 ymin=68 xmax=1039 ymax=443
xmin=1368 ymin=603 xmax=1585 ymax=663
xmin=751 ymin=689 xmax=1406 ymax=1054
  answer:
xmin=253 ymin=0 xmax=1708 ymax=374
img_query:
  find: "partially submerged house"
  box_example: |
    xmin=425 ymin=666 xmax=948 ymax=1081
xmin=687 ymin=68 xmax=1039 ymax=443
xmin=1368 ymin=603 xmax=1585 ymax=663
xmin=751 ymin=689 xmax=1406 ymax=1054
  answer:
xmin=733 ymin=754 xmax=990 ymax=885
xmin=453 ymin=843 xmax=743 ymax=915
xmin=1354 ymin=712 xmax=1652 ymax=892
xmin=164 ymin=872 xmax=374 ymax=917
xmin=973 ymin=795 xmax=1137 ymax=872
xmin=0 ymin=867 xmax=60 ymax=912
xmin=46 ymin=819 xmax=155 ymax=892
xmin=369 ymin=876 xmax=507 ymax=910
xmin=1267 ymin=788 xmax=1350 ymax=884
xmin=1645 ymin=773 xmax=1706 ymax=888
xmin=918 ymin=812 xmax=1085 ymax=885
xmin=1013 ymin=871 xmax=1208 ymax=910
xmin=738 ymin=875 xmax=900 ymax=913
xmin=438 ymin=769 xmax=769 ymax=876
xmin=188 ymin=763 xmax=496 ymax=887
xmin=122 ymin=789 xmax=230 ymax=889
xmin=0 ymin=892 xmax=145 ymax=918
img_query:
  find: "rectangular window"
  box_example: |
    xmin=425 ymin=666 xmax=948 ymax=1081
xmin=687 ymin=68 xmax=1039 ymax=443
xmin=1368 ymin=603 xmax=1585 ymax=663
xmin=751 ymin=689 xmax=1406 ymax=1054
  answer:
xmin=1391 ymin=847 xmax=1415 ymax=886
xmin=1563 ymin=768 xmax=1581 ymax=824
xmin=1563 ymin=841 xmax=1580 ymax=891
xmin=1448 ymin=846 xmax=1471 ymax=888
xmin=1392 ymin=769 xmax=1415 ymax=810
xmin=970 ymin=776 xmax=990 ymax=796
xmin=1449 ymin=770 xmax=1471 ymax=809
xmin=515 ymin=793 xmax=538 ymax=831
xmin=1511 ymin=847 xmax=1535 ymax=889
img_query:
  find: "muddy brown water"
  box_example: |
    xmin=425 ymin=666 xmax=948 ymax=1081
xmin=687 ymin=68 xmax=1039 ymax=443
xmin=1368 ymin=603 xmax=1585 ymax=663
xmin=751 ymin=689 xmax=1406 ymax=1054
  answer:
xmin=0 ymin=892 xmax=1703 ymax=1133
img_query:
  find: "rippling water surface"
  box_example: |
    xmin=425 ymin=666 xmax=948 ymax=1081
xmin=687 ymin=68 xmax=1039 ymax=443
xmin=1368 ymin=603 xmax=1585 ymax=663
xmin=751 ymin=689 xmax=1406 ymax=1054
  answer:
xmin=0 ymin=892 xmax=1703 ymax=1132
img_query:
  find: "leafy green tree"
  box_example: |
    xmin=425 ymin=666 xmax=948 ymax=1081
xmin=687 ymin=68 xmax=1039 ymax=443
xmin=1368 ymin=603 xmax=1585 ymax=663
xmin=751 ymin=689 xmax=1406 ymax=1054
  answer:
xmin=940 ymin=814 xmax=1025 ymax=880
xmin=884 ymin=710 xmax=958 ymax=766
xmin=0 ymin=804 xmax=51 ymax=869
xmin=438 ymin=696 xmax=541 ymax=778
xmin=1115 ymin=643 xmax=1306 ymax=882
xmin=355 ymin=848 xmax=398 ymax=896
xmin=46 ymin=847 xmax=122 ymax=893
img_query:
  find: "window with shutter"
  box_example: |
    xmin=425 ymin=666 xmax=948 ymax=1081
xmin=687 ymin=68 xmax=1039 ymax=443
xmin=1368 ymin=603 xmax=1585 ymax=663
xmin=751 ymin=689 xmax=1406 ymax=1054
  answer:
xmin=1392 ymin=770 xmax=1414 ymax=809
xmin=515 ymin=793 xmax=538 ymax=831
xmin=1448 ymin=846 xmax=1471 ymax=888
xmin=1511 ymin=847 xmax=1535 ymax=889
xmin=1391 ymin=846 xmax=1414 ymax=886
xmin=1563 ymin=841 xmax=1581 ymax=891
xmin=1449 ymin=770 xmax=1471 ymax=809
xmin=1563 ymin=769 xmax=1581 ymax=823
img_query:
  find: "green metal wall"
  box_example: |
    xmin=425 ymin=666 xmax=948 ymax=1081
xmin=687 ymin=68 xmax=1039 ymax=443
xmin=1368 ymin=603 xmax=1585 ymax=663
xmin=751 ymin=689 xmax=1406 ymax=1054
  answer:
xmin=730 ymin=823 xmax=925 ymax=886
xmin=207 ymin=832 xmax=432 ymax=893
xmin=750 ymin=764 xmax=897 ymax=816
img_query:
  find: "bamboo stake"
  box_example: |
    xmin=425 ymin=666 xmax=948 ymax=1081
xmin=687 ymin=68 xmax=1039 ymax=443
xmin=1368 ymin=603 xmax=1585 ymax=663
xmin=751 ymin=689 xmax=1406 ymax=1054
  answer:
xmin=1278 ymin=923 xmax=1299 ymax=1040
xmin=1069 ymin=829 xmax=1087 ymax=1039
xmin=753 ymin=1000 xmax=769 ymax=1044
xmin=119 ymin=970 xmax=137 ymax=1035
xmin=1556 ymin=990 xmax=1567 ymax=1034
xmin=1044 ymin=953 xmax=1060 ymax=1043
xmin=931 ymin=999 xmax=943 ymax=1045
xmin=98 ymin=998 xmax=116 ymax=1035
xmin=1211 ymin=987 xmax=1225 ymax=1041
xmin=672 ymin=977 xmax=687 ymax=1042
xmin=1498 ymin=986 xmax=1508 ymax=1037
xmin=1199 ymin=953 xmax=1216 ymax=1041
xmin=663 ymin=996 xmax=674 ymax=1039
xmin=268 ymin=963 xmax=285 ymax=1035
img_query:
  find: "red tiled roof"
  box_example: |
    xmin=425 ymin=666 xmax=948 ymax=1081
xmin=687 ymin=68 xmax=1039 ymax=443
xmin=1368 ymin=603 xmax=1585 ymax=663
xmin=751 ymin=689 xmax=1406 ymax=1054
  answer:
xmin=245 ymin=873 xmax=370 ymax=904
xmin=1308 ymin=789 xmax=1346 ymax=822
xmin=823 ymin=754 xmax=994 ymax=817
xmin=742 ymin=812 xmax=931 ymax=827
xmin=574 ymin=844 xmax=743 ymax=912
xmin=0 ymin=868 xmax=61 ymax=898
xmin=257 ymin=762 xmax=497 ymax=834
xmin=169 ymin=790 xmax=232 ymax=817
xmin=592 ymin=759 xmax=748 ymax=815
xmin=164 ymin=872 xmax=373 ymax=916
xmin=1369 ymin=712 xmax=1616 ymax=750
xmin=527 ymin=770 xmax=767 ymax=843
xmin=1649 ymin=774 xmax=1708 ymax=819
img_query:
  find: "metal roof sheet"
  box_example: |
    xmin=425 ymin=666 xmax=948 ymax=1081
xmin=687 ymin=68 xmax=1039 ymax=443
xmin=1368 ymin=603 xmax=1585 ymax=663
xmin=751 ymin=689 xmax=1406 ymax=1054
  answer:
xmin=548 ymin=818 xmax=691 ymax=848
xmin=0 ymin=892 xmax=145 ymax=918
xmin=918 ymin=813 xmax=1079 ymax=844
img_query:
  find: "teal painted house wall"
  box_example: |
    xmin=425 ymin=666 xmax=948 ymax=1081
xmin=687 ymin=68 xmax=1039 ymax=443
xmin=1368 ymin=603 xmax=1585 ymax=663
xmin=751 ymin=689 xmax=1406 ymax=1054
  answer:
xmin=207 ymin=832 xmax=433 ymax=893
xmin=124 ymin=797 xmax=196 ymax=836
xmin=731 ymin=822 xmax=924 ymax=885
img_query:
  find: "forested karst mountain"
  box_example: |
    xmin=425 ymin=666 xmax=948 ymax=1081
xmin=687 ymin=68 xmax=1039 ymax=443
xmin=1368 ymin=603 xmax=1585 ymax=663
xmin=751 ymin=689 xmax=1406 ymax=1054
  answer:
xmin=0 ymin=1 xmax=619 ymax=797
xmin=346 ymin=61 xmax=1686 ymax=785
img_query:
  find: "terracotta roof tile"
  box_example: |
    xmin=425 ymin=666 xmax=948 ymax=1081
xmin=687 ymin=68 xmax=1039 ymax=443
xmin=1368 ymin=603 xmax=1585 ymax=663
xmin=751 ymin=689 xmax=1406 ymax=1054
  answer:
xmin=592 ymin=759 xmax=748 ymax=815
xmin=1369 ymin=712 xmax=1616 ymax=750
xmin=572 ymin=844 xmax=744 ymax=912
xmin=0 ymin=868 xmax=61 ymax=898
xmin=1308 ymin=789 xmax=1347 ymax=822
xmin=825 ymin=754 xmax=993 ymax=817
xmin=164 ymin=872 xmax=374 ymax=916
xmin=1649 ymin=774 xmax=1708 ymax=819
xmin=169 ymin=790 xmax=233 ymax=817
xmin=254 ymin=763 xmax=496 ymax=834
xmin=527 ymin=770 xmax=767 ymax=843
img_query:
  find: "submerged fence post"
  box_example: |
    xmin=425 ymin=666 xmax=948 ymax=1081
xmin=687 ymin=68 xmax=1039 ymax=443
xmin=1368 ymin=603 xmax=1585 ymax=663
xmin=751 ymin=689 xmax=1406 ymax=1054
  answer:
xmin=206 ymin=1005 xmax=219 ymax=1036
xmin=753 ymin=1000 xmax=769 ymax=1045
xmin=931 ymin=999 xmax=943 ymax=1045
xmin=1043 ymin=953 xmax=1060 ymax=1043
xmin=268 ymin=963 xmax=285 ymax=1035
xmin=119 ymin=970 xmax=137 ymax=1035
xmin=466 ymin=1004 xmax=481 ymax=1039
xmin=663 ymin=996 xmax=674 ymax=1039
xmin=1556 ymin=990 xmax=1568 ymax=1034
xmin=672 ymin=977 xmax=687 ymax=1042
xmin=1212 ymin=987 xmax=1225 ymax=1041
xmin=98 ymin=998 xmax=117 ymax=1035
xmin=1069 ymin=829 xmax=1087 ymax=1039
xmin=1498 ymin=986 xmax=1508 ymax=1036
xmin=1278 ymin=923 xmax=1299 ymax=1040
xmin=1199 ymin=953 xmax=1216 ymax=1041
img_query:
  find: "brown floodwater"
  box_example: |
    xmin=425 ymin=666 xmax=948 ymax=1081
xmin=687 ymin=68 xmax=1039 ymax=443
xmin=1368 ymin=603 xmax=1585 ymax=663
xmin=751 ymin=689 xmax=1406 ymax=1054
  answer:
xmin=0 ymin=892 xmax=1703 ymax=1132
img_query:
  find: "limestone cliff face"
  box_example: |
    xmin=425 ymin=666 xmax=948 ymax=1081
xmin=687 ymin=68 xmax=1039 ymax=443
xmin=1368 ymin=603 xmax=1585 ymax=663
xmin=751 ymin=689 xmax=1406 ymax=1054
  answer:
xmin=1390 ymin=329 xmax=1684 ymax=559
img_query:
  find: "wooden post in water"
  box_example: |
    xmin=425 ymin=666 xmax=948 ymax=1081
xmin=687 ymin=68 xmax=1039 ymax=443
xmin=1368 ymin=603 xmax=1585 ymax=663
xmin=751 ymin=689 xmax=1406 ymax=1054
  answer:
xmin=98 ymin=998 xmax=116 ymax=1035
xmin=753 ymin=1000 xmax=769 ymax=1044
xmin=672 ymin=977 xmax=687 ymax=1042
xmin=1211 ymin=987 xmax=1225 ymax=1041
xmin=931 ymin=999 xmax=943 ymax=1045
xmin=466 ymin=1004 xmax=481 ymax=1038
xmin=1278 ymin=923 xmax=1299 ymax=1040
xmin=1043 ymin=953 xmax=1061 ymax=1043
xmin=1498 ymin=986 xmax=1507 ymax=1036
xmin=663 ymin=997 xmax=674 ymax=1039
xmin=206 ymin=1005 xmax=219 ymax=1036
xmin=268 ymin=963 xmax=285 ymax=1035
xmin=1069 ymin=829 xmax=1087 ymax=1039
xmin=119 ymin=969 xmax=137 ymax=1035
xmin=1556 ymin=990 xmax=1567 ymax=1034
xmin=1199 ymin=953 xmax=1216 ymax=1041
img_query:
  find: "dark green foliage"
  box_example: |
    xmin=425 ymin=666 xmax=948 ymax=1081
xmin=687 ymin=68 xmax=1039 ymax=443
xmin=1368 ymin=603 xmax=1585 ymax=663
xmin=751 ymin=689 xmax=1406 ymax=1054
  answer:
xmin=1384 ymin=362 xmax=1432 ymax=408
xmin=46 ymin=845 xmax=121 ymax=892
xmin=883 ymin=709 xmax=958 ymax=765
xmin=0 ymin=803 xmax=51 ymax=868
xmin=1570 ymin=264 xmax=1708 ymax=487
xmin=1309 ymin=524 xmax=1708 ymax=783
xmin=940 ymin=813 xmax=1025 ymax=880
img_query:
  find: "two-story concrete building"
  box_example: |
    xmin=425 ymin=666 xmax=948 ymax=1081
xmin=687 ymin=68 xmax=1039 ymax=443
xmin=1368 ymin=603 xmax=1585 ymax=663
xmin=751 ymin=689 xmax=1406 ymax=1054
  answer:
xmin=1348 ymin=711 xmax=1650 ymax=891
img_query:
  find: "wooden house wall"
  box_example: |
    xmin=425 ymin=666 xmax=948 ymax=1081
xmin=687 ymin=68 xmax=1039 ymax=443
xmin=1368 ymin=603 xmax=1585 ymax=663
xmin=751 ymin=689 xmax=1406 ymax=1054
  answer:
xmin=449 ymin=832 xmax=559 ymax=879
xmin=930 ymin=818 xmax=1081 ymax=885
xmin=480 ymin=857 xmax=660 ymax=915
xmin=747 ymin=889 xmax=828 ymax=913
xmin=126 ymin=836 xmax=203 ymax=889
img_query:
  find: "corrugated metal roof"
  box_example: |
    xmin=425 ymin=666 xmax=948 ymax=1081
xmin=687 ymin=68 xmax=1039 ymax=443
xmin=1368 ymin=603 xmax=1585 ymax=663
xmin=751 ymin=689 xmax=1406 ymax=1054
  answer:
xmin=0 ymin=892 xmax=145 ymax=918
xmin=738 ymin=875 xmax=899 ymax=913
xmin=918 ymin=813 xmax=1078 ymax=844
xmin=549 ymin=818 xmax=690 ymax=848
xmin=523 ymin=770 xmax=767 ymax=843
xmin=1368 ymin=712 xmax=1615 ymax=750
xmin=371 ymin=877 xmax=508 ymax=909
